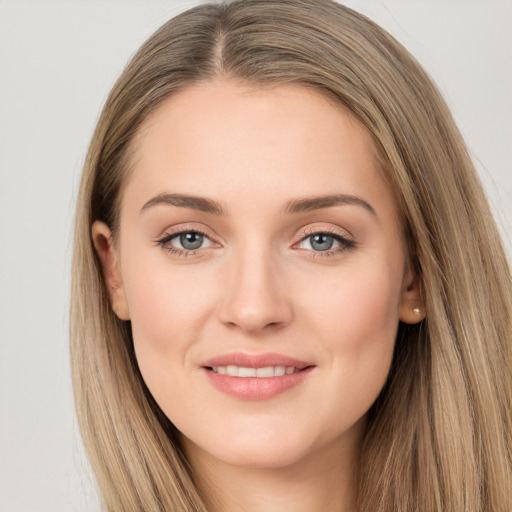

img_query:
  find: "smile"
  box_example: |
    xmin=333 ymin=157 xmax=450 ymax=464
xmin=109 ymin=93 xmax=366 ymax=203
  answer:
xmin=209 ymin=365 xmax=299 ymax=377
xmin=201 ymin=353 xmax=314 ymax=400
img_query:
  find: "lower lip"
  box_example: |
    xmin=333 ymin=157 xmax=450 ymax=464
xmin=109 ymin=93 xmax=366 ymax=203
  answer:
xmin=203 ymin=367 xmax=314 ymax=400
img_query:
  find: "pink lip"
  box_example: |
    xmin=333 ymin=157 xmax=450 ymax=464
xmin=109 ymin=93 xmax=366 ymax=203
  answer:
xmin=202 ymin=352 xmax=312 ymax=370
xmin=201 ymin=352 xmax=315 ymax=401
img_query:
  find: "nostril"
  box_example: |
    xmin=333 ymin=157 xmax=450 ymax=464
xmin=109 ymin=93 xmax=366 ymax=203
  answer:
xmin=217 ymin=274 xmax=293 ymax=332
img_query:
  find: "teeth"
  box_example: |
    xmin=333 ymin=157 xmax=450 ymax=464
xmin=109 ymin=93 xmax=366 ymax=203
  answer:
xmin=238 ymin=367 xmax=256 ymax=377
xmin=275 ymin=366 xmax=286 ymax=376
xmin=256 ymin=366 xmax=274 ymax=377
xmin=211 ymin=365 xmax=298 ymax=377
xmin=226 ymin=365 xmax=239 ymax=377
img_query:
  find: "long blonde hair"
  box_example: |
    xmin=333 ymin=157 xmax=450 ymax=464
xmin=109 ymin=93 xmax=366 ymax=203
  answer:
xmin=71 ymin=1 xmax=512 ymax=510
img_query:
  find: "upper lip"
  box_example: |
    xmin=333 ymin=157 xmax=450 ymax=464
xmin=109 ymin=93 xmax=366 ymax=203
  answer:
xmin=201 ymin=352 xmax=313 ymax=370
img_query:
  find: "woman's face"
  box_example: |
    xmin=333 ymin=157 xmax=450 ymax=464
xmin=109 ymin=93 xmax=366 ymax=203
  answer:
xmin=94 ymin=80 xmax=422 ymax=470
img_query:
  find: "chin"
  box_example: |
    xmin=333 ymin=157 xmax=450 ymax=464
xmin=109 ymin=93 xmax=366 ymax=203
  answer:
xmin=209 ymin=444 xmax=311 ymax=470
xmin=182 ymin=421 xmax=331 ymax=471
xmin=225 ymin=442 xmax=307 ymax=469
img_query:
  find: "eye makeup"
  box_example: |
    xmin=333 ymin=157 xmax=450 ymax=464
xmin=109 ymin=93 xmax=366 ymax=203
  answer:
xmin=155 ymin=222 xmax=356 ymax=260
xmin=294 ymin=226 xmax=356 ymax=258
xmin=155 ymin=223 xmax=219 ymax=258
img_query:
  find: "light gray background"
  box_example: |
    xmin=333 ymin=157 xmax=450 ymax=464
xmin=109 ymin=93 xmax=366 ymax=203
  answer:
xmin=1 ymin=1 xmax=510 ymax=510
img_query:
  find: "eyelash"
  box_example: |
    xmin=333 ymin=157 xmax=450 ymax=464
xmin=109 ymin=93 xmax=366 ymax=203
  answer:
xmin=155 ymin=227 xmax=355 ymax=258
xmin=295 ymin=228 xmax=355 ymax=257
xmin=156 ymin=227 xmax=213 ymax=257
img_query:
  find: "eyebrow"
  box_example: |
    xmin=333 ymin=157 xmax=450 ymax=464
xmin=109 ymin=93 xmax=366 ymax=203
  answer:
xmin=141 ymin=193 xmax=225 ymax=215
xmin=284 ymin=194 xmax=376 ymax=216
xmin=140 ymin=192 xmax=376 ymax=217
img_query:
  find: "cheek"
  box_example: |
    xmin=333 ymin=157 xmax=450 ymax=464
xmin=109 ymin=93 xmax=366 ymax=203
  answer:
xmin=121 ymin=258 xmax=219 ymax=385
xmin=303 ymin=264 xmax=402 ymax=347
xmin=298 ymin=264 xmax=401 ymax=412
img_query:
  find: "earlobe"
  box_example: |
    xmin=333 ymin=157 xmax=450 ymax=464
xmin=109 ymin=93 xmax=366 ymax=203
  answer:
xmin=91 ymin=221 xmax=131 ymax=321
xmin=398 ymin=266 xmax=425 ymax=325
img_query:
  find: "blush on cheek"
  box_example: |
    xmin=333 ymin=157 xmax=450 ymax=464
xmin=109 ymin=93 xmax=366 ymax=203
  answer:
xmin=308 ymin=271 xmax=400 ymax=344
xmin=127 ymin=272 xmax=216 ymax=377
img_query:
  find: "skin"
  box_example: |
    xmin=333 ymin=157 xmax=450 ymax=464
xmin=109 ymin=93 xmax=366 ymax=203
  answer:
xmin=93 ymin=80 xmax=424 ymax=512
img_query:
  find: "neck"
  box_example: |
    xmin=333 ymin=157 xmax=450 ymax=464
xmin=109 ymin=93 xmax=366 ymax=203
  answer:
xmin=184 ymin=429 xmax=361 ymax=512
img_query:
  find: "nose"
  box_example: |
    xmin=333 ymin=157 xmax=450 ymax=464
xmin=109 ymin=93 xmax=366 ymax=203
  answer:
xmin=218 ymin=246 xmax=293 ymax=334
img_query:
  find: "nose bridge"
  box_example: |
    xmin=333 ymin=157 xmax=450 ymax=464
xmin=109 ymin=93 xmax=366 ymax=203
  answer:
xmin=219 ymin=237 xmax=292 ymax=332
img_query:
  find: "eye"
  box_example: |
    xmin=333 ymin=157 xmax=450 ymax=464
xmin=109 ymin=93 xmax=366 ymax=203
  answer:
xmin=296 ymin=231 xmax=355 ymax=254
xmin=176 ymin=232 xmax=209 ymax=250
xmin=157 ymin=230 xmax=213 ymax=253
xmin=301 ymin=233 xmax=337 ymax=251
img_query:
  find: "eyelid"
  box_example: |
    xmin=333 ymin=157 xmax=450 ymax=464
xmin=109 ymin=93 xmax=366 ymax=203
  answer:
xmin=154 ymin=223 xmax=355 ymax=258
xmin=155 ymin=223 xmax=218 ymax=241
xmin=154 ymin=223 xmax=221 ymax=256
xmin=293 ymin=225 xmax=356 ymax=255
xmin=297 ymin=224 xmax=353 ymax=242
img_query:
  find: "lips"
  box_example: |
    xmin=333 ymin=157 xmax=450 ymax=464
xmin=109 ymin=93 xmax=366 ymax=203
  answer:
xmin=210 ymin=365 xmax=299 ymax=377
xmin=201 ymin=352 xmax=315 ymax=400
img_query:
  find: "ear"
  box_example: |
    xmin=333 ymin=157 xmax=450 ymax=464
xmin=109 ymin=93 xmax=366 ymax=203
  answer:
xmin=398 ymin=264 xmax=425 ymax=324
xmin=91 ymin=221 xmax=131 ymax=321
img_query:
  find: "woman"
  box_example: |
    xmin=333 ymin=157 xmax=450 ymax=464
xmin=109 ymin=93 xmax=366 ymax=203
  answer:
xmin=71 ymin=1 xmax=512 ymax=510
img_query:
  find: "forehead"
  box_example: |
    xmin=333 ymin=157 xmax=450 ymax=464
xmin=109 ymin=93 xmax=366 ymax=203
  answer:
xmin=122 ymin=80 xmax=397 ymax=219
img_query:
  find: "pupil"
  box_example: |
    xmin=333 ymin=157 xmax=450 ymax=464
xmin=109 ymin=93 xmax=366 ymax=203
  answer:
xmin=311 ymin=234 xmax=333 ymax=251
xmin=180 ymin=232 xmax=203 ymax=250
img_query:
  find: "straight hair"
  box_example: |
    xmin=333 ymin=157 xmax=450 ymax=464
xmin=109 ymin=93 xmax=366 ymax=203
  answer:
xmin=71 ymin=1 xmax=512 ymax=510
